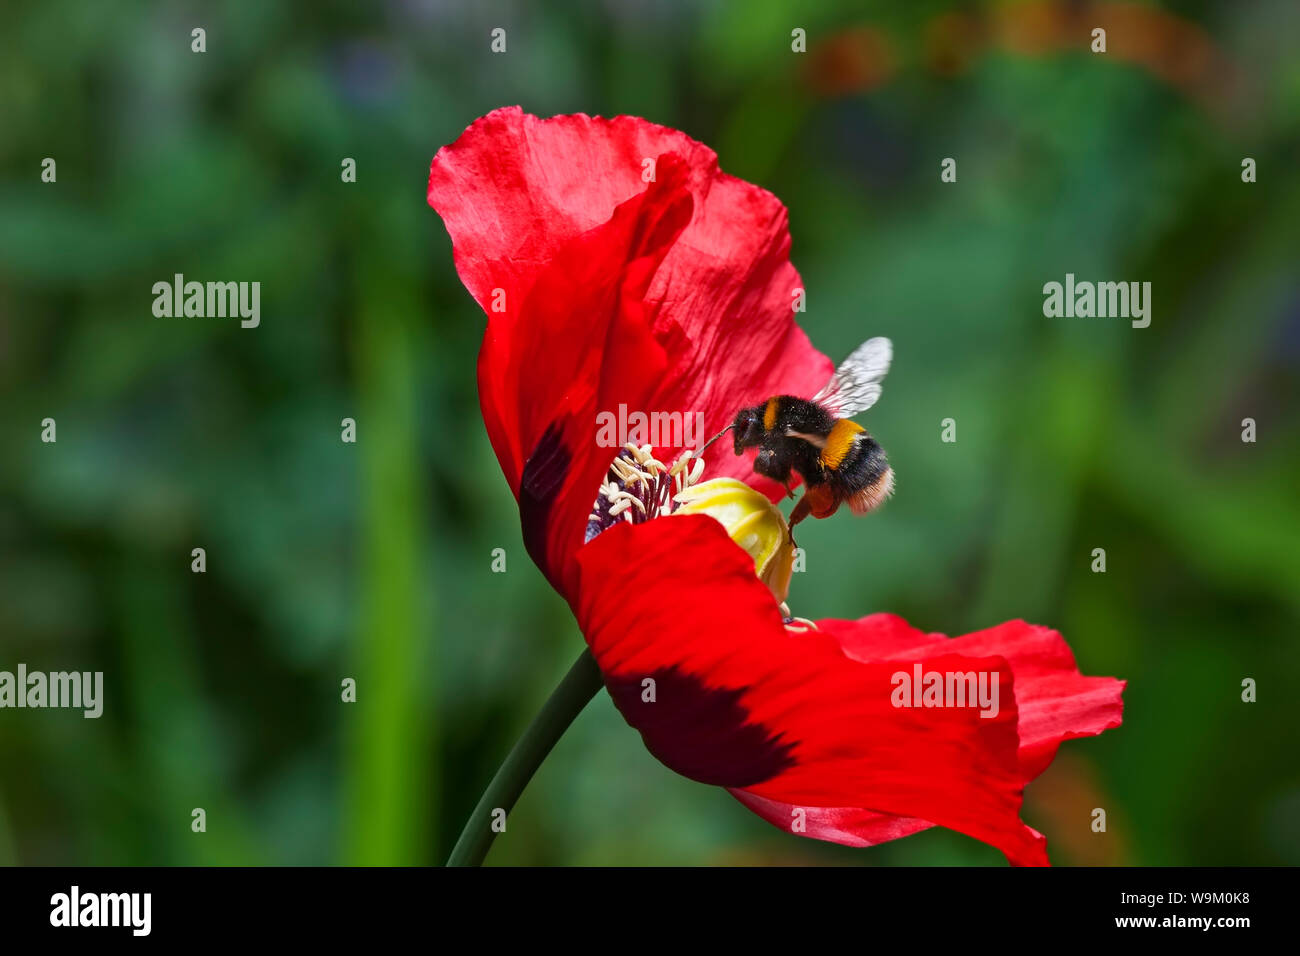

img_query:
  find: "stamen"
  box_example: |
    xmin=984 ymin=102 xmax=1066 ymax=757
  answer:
xmin=783 ymin=618 xmax=819 ymax=633
xmin=585 ymin=443 xmax=706 ymax=543
xmin=779 ymin=602 xmax=819 ymax=633
xmin=586 ymin=443 xmax=819 ymax=634
xmin=688 ymin=457 xmax=705 ymax=485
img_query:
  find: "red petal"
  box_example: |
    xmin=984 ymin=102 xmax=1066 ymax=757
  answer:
xmin=495 ymin=162 xmax=691 ymax=592
xmin=733 ymin=615 xmax=1126 ymax=854
xmin=729 ymin=789 xmax=934 ymax=848
xmin=574 ymin=515 xmax=1051 ymax=866
xmin=427 ymin=108 xmax=833 ymax=584
xmin=821 ymin=613 xmax=1127 ymax=780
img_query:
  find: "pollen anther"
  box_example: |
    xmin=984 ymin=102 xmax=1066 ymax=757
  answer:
xmin=586 ymin=443 xmax=706 ymax=543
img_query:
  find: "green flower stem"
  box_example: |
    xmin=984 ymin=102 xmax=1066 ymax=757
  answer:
xmin=446 ymin=648 xmax=604 ymax=866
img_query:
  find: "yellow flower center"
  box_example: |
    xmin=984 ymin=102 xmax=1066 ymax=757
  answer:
xmin=672 ymin=478 xmax=795 ymax=605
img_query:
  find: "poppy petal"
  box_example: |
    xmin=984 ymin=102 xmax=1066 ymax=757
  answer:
xmin=730 ymin=616 xmax=1124 ymax=855
xmin=487 ymin=158 xmax=695 ymax=591
xmin=427 ymin=108 xmax=833 ymax=526
xmin=729 ymin=789 xmax=934 ymax=848
xmin=820 ymin=613 xmax=1127 ymax=780
xmin=574 ymin=515 xmax=1051 ymax=866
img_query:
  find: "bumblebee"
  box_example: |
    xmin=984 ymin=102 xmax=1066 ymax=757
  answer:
xmin=728 ymin=337 xmax=894 ymax=527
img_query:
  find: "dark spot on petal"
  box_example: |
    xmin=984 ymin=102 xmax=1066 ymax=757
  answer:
xmin=519 ymin=423 xmax=570 ymax=576
xmin=605 ymin=667 xmax=796 ymax=789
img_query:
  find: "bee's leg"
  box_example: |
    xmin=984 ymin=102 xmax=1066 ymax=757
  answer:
xmin=789 ymin=494 xmax=812 ymax=528
xmin=783 ymin=478 xmax=797 ymax=500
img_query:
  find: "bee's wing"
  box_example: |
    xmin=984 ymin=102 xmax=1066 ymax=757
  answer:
xmin=811 ymin=337 xmax=892 ymax=417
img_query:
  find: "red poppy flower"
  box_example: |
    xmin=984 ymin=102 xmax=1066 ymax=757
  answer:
xmin=428 ymin=106 xmax=1124 ymax=866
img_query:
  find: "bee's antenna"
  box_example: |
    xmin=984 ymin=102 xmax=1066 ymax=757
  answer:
xmin=693 ymin=424 xmax=735 ymax=457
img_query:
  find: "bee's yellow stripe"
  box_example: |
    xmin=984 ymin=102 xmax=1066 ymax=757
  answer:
xmin=763 ymin=397 xmax=779 ymax=431
xmin=820 ymin=419 xmax=864 ymax=469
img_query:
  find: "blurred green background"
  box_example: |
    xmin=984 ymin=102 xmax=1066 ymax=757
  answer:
xmin=2 ymin=0 xmax=1297 ymax=866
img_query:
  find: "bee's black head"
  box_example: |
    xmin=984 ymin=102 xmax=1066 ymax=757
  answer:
xmin=732 ymin=406 xmax=766 ymax=454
